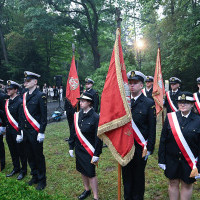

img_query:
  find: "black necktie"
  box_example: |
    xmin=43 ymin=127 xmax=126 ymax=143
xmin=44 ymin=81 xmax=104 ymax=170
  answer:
xmin=131 ymin=98 xmax=135 ymax=107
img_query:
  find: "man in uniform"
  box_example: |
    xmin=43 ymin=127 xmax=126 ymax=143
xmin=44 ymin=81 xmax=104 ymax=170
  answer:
xmin=143 ymin=76 xmax=154 ymax=100
xmin=164 ymin=77 xmax=182 ymax=113
xmin=21 ymin=71 xmax=47 ymax=190
xmin=85 ymin=78 xmax=99 ymax=113
xmin=122 ymin=70 xmax=156 ymax=200
xmin=4 ymin=81 xmax=27 ymax=180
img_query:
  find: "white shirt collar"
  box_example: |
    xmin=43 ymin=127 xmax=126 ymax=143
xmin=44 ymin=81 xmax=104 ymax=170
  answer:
xmin=131 ymin=93 xmax=142 ymax=101
xmin=146 ymin=87 xmax=152 ymax=92
xmin=181 ymin=111 xmax=191 ymax=118
xmin=172 ymin=89 xmax=178 ymax=93
xmin=83 ymin=107 xmax=92 ymax=114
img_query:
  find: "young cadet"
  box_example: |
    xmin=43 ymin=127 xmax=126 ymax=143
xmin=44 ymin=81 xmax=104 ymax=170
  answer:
xmin=122 ymin=70 xmax=156 ymax=200
xmin=193 ymin=77 xmax=200 ymax=115
xmin=5 ymin=81 xmax=27 ymax=180
xmin=84 ymin=78 xmax=99 ymax=113
xmin=142 ymin=75 xmax=154 ymax=100
xmin=68 ymin=92 xmax=103 ymax=200
xmin=159 ymin=91 xmax=200 ymax=200
xmin=165 ymin=77 xmax=182 ymax=113
xmin=21 ymin=71 xmax=47 ymax=190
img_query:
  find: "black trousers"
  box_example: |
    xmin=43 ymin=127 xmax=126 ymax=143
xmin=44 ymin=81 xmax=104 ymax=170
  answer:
xmin=0 ymin=135 xmax=5 ymax=169
xmin=24 ymin=129 xmax=46 ymax=183
xmin=6 ymin=132 xmax=27 ymax=173
xmin=122 ymin=150 xmax=147 ymax=200
xmin=66 ymin=110 xmax=75 ymax=136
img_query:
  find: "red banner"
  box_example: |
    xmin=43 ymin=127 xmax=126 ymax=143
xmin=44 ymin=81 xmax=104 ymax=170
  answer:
xmin=66 ymin=55 xmax=80 ymax=107
xmin=152 ymin=48 xmax=165 ymax=115
xmin=98 ymin=29 xmax=135 ymax=166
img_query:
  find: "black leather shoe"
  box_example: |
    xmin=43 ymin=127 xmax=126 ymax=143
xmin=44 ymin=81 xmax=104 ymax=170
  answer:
xmin=28 ymin=177 xmax=38 ymax=186
xmin=36 ymin=182 xmax=47 ymax=190
xmin=17 ymin=172 xmax=26 ymax=180
xmin=6 ymin=170 xmax=20 ymax=177
xmin=78 ymin=190 xmax=91 ymax=200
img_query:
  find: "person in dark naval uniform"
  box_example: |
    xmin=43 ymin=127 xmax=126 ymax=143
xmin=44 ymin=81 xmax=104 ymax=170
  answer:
xmin=122 ymin=70 xmax=156 ymax=200
xmin=85 ymin=78 xmax=99 ymax=113
xmin=68 ymin=92 xmax=103 ymax=200
xmin=164 ymin=77 xmax=182 ymax=113
xmin=143 ymin=75 xmax=154 ymax=100
xmin=21 ymin=71 xmax=47 ymax=190
xmin=0 ymin=109 xmax=6 ymax=171
xmin=159 ymin=91 xmax=200 ymax=200
xmin=4 ymin=81 xmax=27 ymax=180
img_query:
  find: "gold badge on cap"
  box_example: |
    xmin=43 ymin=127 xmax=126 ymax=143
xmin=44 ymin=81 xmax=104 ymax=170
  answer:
xmin=171 ymin=78 xmax=175 ymax=81
xmin=147 ymin=76 xmax=149 ymax=79
xmin=8 ymin=81 xmax=11 ymax=86
xmin=181 ymin=94 xmax=186 ymax=100
xmin=131 ymin=71 xmax=135 ymax=77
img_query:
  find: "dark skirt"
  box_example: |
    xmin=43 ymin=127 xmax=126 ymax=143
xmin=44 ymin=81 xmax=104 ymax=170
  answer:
xmin=75 ymin=143 xmax=96 ymax=178
xmin=165 ymin=154 xmax=196 ymax=184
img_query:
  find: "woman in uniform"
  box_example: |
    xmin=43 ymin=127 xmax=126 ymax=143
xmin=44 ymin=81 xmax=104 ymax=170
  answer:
xmin=68 ymin=92 xmax=102 ymax=200
xmin=158 ymin=91 xmax=200 ymax=200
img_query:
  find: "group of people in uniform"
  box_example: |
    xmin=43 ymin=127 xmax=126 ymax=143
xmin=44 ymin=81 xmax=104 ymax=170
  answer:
xmin=1 ymin=68 xmax=200 ymax=200
xmin=0 ymin=71 xmax=47 ymax=190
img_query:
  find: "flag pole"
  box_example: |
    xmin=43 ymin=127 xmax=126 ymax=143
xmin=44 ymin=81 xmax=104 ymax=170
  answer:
xmin=116 ymin=8 xmax=122 ymax=200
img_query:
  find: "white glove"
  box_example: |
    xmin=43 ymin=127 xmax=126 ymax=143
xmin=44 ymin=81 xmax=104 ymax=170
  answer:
xmin=37 ymin=133 xmax=45 ymax=143
xmin=16 ymin=130 xmax=23 ymax=143
xmin=0 ymin=127 xmax=6 ymax=135
xmin=92 ymin=156 xmax=99 ymax=163
xmin=69 ymin=150 xmax=74 ymax=157
xmin=195 ymin=174 xmax=200 ymax=179
xmin=158 ymin=163 xmax=166 ymax=170
xmin=64 ymin=111 xmax=66 ymax=115
xmin=144 ymin=151 xmax=151 ymax=161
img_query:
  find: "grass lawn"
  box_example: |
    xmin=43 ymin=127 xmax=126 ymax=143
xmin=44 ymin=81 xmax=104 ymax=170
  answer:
xmin=1 ymin=117 xmax=200 ymax=199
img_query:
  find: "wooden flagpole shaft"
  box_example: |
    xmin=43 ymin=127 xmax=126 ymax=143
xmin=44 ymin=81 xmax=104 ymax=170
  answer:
xmin=118 ymin=163 xmax=121 ymax=200
xmin=162 ymin=109 xmax=164 ymax=127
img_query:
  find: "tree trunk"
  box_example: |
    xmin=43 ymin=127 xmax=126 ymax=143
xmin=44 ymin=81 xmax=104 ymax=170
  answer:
xmin=92 ymin=45 xmax=100 ymax=69
xmin=0 ymin=25 xmax=8 ymax=64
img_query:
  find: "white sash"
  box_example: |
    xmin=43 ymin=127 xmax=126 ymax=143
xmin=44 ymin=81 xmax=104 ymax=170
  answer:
xmin=23 ymin=92 xmax=40 ymax=132
xmin=166 ymin=91 xmax=178 ymax=112
xmin=193 ymin=93 xmax=200 ymax=114
xmin=74 ymin=112 xmax=95 ymax=157
xmin=131 ymin=119 xmax=147 ymax=157
xmin=5 ymin=99 xmax=19 ymax=132
xmin=142 ymin=88 xmax=147 ymax=97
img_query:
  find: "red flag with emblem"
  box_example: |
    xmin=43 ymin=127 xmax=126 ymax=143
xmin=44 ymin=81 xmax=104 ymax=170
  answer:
xmin=66 ymin=55 xmax=80 ymax=107
xmin=152 ymin=48 xmax=165 ymax=115
xmin=97 ymin=29 xmax=135 ymax=166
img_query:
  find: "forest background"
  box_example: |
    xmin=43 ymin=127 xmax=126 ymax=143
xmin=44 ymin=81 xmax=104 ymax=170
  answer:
xmin=1 ymin=0 xmax=200 ymax=94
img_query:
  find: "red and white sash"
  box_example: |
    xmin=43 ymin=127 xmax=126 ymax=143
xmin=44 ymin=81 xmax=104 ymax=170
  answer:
xmin=166 ymin=91 xmax=178 ymax=112
xmin=23 ymin=92 xmax=40 ymax=132
xmin=5 ymin=99 xmax=19 ymax=132
xmin=193 ymin=93 xmax=200 ymax=114
xmin=168 ymin=112 xmax=198 ymax=177
xmin=74 ymin=112 xmax=95 ymax=157
xmin=142 ymin=89 xmax=147 ymax=97
xmin=131 ymin=119 xmax=148 ymax=157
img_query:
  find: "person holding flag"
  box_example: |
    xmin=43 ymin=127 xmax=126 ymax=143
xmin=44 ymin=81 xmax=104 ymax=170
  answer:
xmin=68 ymin=92 xmax=103 ymax=200
xmin=158 ymin=91 xmax=200 ymax=200
xmin=122 ymin=70 xmax=156 ymax=200
xmin=193 ymin=77 xmax=200 ymax=115
xmin=165 ymin=77 xmax=182 ymax=113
